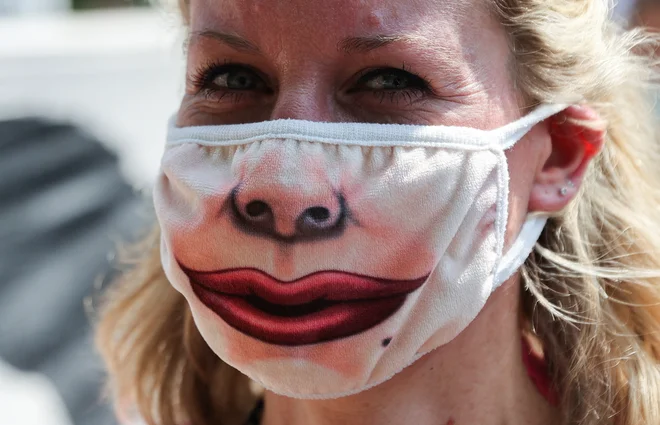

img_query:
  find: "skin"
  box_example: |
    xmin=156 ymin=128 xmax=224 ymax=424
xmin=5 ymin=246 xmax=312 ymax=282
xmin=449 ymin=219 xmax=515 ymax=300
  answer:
xmin=633 ymin=2 xmax=660 ymax=57
xmin=178 ymin=0 xmax=606 ymax=424
xmin=634 ymin=1 xmax=660 ymax=30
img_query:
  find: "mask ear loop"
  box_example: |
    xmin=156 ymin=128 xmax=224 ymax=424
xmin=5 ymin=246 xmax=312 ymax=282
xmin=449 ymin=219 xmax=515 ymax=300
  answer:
xmin=490 ymin=104 xmax=569 ymax=290
xmin=495 ymin=104 xmax=569 ymax=151
xmin=492 ymin=213 xmax=549 ymax=289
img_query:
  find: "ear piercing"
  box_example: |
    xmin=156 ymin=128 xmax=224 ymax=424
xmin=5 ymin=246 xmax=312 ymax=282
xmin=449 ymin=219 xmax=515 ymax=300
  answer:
xmin=559 ymin=180 xmax=574 ymax=196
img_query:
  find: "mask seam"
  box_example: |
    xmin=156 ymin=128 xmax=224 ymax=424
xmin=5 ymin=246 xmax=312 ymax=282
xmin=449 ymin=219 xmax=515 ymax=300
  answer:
xmin=164 ymin=138 xmax=507 ymax=152
xmin=492 ymin=149 xmax=509 ymax=284
xmin=166 ymin=104 xmax=567 ymax=148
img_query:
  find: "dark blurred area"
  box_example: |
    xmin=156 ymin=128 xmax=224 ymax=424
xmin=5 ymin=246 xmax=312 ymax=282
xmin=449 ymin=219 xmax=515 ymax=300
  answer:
xmin=0 ymin=119 xmax=148 ymax=425
xmin=0 ymin=1 xmax=183 ymax=425
xmin=72 ymin=0 xmax=149 ymax=9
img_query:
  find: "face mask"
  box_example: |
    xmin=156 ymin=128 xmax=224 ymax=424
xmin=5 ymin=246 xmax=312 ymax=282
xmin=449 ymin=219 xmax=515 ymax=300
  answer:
xmin=154 ymin=104 xmax=565 ymax=399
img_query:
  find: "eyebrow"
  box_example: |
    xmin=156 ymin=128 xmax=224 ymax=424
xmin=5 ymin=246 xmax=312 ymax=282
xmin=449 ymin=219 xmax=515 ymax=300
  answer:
xmin=189 ymin=30 xmax=261 ymax=53
xmin=188 ymin=30 xmax=412 ymax=55
xmin=337 ymin=35 xmax=410 ymax=54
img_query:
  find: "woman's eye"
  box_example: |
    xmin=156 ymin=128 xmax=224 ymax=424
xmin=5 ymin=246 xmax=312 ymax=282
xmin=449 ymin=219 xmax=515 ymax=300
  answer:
xmin=190 ymin=63 xmax=269 ymax=94
xmin=347 ymin=67 xmax=434 ymax=106
xmin=212 ymin=68 xmax=260 ymax=90
xmin=353 ymin=68 xmax=431 ymax=93
xmin=365 ymin=73 xmax=412 ymax=90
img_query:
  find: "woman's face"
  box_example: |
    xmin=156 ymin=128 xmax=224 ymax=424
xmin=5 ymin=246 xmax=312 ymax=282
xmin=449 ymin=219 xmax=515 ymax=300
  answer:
xmin=167 ymin=0 xmax=554 ymax=390
xmin=177 ymin=0 xmax=545 ymax=274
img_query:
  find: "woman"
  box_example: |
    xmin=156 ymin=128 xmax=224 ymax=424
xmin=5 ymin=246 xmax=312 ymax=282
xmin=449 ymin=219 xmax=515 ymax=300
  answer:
xmin=96 ymin=1 xmax=660 ymax=425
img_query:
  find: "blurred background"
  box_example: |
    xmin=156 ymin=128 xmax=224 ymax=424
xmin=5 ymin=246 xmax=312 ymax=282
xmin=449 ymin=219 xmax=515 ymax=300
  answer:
xmin=0 ymin=1 xmax=184 ymax=425
xmin=0 ymin=1 xmax=656 ymax=425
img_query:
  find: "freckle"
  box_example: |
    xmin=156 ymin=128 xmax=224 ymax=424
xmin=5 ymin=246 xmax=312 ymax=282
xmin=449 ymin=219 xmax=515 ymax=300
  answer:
xmin=382 ymin=338 xmax=392 ymax=347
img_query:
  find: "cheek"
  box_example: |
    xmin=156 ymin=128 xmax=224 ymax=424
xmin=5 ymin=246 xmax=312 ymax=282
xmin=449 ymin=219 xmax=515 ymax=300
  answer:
xmin=503 ymin=135 xmax=545 ymax=248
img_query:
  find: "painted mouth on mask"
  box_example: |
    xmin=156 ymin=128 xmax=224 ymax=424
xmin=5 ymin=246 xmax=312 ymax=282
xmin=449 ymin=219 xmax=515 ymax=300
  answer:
xmin=180 ymin=265 xmax=429 ymax=346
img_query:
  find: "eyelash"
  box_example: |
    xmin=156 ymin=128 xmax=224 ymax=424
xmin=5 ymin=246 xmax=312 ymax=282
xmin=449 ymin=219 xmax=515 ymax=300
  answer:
xmin=188 ymin=61 xmax=435 ymax=105
xmin=188 ymin=60 xmax=268 ymax=103
xmin=349 ymin=64 xmax=435 ymax=104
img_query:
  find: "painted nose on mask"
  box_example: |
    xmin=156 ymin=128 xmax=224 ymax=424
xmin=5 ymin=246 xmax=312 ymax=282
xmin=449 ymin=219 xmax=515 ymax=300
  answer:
xmin=230 ymin=153 xmax=345 ymax=241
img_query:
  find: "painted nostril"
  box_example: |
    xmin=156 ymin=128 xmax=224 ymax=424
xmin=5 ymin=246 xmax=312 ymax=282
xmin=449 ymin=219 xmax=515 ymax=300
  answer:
xmin=305 ymin=206 xmax=331 ymax=222
xmin=245 ymin=200 xmax=270 ymax=218
xmin=232 ymin=185 xmax=345 ymax=239
xmin=296 ymin=203 xmax=341 ymax=236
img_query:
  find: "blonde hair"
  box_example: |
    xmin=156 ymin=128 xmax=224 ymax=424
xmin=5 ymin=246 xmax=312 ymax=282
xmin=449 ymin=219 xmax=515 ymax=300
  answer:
xmin=96 ymin=1 xmax=660 ymax=424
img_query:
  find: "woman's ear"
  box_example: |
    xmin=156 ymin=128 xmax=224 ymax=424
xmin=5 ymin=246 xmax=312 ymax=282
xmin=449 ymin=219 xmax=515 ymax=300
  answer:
xmin=528 ymin=105 xmax=606 ymax=213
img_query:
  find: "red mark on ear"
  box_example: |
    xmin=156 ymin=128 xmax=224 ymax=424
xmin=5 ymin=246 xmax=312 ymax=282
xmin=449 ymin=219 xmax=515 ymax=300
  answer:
xmin=551 ymin=115 xmax=602 ymax=161
xmin=446 ymin=419 xmax=456 ymax=425
xmin=580 ymin=133 xmax=599 ymax=158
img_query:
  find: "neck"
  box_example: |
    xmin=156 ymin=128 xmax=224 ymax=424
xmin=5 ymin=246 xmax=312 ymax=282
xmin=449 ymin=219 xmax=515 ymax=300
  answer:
xmin=259 ymin=280 xmax=558 ymax=425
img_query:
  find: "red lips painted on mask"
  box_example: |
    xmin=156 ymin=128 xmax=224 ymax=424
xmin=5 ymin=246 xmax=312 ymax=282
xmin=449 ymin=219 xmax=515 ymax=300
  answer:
xmin=180 ymin=265 xmax=429 ymax=346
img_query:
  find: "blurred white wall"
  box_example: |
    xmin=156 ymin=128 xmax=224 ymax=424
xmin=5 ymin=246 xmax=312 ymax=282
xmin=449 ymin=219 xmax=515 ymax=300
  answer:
xmin=0 ymin=8 xmax=186 ymax=188
xmin=0 ymin=0 xmax=70 ymax=16
xmin=0 ymin=359 xmax=73 ymax=425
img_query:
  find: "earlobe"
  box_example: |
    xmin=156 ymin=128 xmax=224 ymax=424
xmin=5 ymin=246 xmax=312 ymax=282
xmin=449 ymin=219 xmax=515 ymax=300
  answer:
xmin=528 ymin=105 xmax=606 ymax=213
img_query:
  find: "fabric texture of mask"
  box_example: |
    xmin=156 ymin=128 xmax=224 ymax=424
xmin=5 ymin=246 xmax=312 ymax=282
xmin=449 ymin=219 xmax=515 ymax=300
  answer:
xmin=154 ymin=104 xmax=566 ymax=399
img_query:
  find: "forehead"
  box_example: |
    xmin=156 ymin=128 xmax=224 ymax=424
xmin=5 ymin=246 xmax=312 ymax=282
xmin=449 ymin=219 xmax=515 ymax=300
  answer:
xmin=189 ymin=0 xmax=490 ymax=47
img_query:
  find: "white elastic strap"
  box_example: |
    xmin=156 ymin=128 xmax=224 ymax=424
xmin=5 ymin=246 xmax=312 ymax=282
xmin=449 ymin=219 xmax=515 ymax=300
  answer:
xmin=492 ymin=214 xmax=549 ymax=289
xmin=496 ymin=104 xmax=567 ymax=150
xmin=166 ymin=104 xmax=568 ymax=149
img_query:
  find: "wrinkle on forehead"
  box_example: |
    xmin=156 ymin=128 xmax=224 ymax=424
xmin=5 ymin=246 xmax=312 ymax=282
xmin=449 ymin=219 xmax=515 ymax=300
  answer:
xmin=191 ymin=0 xmax=488 ymax=36
xmin=194 ymin=0 xmax=491 ymax=60
xmin=188 ymin=0 xmax=505 ymax=98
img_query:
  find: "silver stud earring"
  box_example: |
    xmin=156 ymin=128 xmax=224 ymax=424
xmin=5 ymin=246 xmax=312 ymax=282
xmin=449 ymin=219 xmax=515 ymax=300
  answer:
xmin=559 ymin=180 xmax=574 ymax=196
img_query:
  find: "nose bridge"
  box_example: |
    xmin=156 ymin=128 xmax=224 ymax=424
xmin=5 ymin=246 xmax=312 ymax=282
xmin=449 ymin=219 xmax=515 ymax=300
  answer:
xmin=233 ymin=140 xmax=343 ymax=239
xmin=270 ymin=77 xmax=336 ymax=122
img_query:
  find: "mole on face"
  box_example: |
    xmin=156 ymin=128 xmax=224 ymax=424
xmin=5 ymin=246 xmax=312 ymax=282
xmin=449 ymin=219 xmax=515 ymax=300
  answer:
xmin=382 ymin=338 xmax=392 ymax=347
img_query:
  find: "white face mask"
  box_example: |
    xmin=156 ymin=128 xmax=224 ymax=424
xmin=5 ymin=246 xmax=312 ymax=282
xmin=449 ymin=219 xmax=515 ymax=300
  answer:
xmin=153 ymin=104 xmax=565 ymax=399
